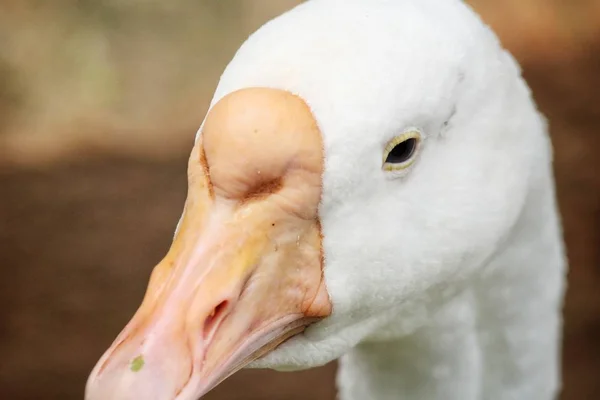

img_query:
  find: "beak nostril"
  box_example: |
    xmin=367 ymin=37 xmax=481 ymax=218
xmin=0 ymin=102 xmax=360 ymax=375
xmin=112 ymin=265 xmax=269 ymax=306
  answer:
xmin=203 ymin=300 xmax=230 ymax=340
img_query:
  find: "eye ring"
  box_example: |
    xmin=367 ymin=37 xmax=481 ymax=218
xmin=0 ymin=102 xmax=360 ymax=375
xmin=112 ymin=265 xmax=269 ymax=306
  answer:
xmin=382 ymin=130 xmax=422 ymax=172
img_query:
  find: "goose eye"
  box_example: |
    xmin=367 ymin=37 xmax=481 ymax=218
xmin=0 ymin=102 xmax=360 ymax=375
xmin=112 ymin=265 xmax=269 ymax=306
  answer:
xmin=382 ymin=130 xmax=422 ymax=171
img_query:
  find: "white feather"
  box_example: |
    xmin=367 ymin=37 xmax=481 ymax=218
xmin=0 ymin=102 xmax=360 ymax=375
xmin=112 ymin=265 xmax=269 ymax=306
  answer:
xmin=194 ymin=0 xmax=567 ymax=399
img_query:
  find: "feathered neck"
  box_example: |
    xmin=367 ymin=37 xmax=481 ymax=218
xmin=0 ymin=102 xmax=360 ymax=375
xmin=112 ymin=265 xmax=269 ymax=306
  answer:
xmin=335 ymin=160 xmax=565 ymax=400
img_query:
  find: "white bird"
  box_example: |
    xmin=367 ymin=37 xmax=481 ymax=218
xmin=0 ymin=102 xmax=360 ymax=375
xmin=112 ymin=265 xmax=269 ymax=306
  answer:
xmin=85 ymin=0 xmax=567 ymax=399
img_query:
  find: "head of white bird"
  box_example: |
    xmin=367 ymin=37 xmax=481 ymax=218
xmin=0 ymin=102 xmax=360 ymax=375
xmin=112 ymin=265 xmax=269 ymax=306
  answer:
xmin=86 ymin=0 xmax=541 ymax=398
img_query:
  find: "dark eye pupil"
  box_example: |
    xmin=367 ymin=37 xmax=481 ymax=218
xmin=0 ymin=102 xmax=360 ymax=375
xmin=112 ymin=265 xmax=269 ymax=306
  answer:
xmin=385 ymin=138 xmax=417 ymax=164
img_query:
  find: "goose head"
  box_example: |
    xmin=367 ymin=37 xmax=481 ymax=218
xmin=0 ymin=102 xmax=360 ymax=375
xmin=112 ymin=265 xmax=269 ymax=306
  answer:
xmin=86 ymin=0 xmax=550 ymax=399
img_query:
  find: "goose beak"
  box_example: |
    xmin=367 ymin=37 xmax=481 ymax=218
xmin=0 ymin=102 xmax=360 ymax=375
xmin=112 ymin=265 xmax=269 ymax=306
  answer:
xmin=85 ymin=88 xmax=331 ymax=400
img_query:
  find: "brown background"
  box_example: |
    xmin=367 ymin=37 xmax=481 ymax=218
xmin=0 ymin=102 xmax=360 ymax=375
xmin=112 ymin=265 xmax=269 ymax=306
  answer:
xmin=1 ymin=1 xmax=599 ymax=399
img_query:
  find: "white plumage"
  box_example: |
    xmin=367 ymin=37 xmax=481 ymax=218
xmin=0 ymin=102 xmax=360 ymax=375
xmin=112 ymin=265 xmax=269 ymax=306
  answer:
xmin=207 ymin=0 xmax=566 ymax=398
xmin=86 ymin=1 xmax=567 ymax=399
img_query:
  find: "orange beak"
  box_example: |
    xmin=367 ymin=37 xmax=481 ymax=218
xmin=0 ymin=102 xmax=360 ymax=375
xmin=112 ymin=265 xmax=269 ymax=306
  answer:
xmin=85 ymin=88 xmax=332 ymax=400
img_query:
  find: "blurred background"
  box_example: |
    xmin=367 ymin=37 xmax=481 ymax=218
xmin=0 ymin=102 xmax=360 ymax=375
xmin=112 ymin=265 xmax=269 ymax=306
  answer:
xmin=0 ymin=0 xmax=599 ymax=398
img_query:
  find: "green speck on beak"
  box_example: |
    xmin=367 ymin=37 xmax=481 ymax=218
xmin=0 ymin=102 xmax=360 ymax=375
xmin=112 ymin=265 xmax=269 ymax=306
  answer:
xmin=130 ymin=355 xmax=145 ymax=372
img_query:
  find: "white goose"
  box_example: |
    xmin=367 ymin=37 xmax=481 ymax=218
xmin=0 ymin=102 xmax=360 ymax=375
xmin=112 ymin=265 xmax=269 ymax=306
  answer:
xmin=86 ymin=0 xmax=566 ymax=399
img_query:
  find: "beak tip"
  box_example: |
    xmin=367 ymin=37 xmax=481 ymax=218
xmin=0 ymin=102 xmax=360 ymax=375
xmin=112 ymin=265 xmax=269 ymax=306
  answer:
xmin=85 ymin=367 xmax=181 ymax=400
xmin=85 ymin=344 xmax=196 ymax=400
